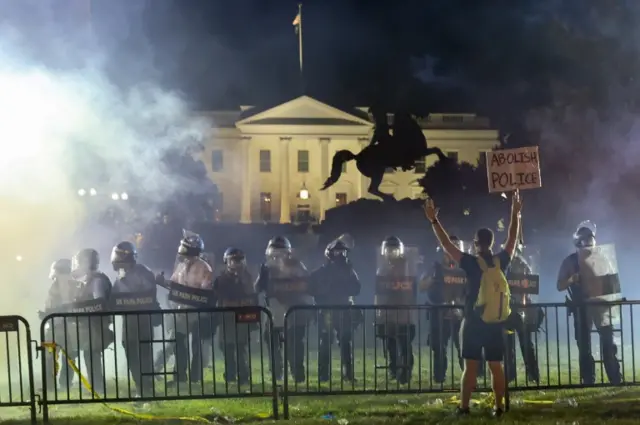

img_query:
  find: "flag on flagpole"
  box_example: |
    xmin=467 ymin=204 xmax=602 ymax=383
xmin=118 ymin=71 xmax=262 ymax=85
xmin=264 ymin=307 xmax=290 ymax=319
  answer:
xmin=292 ymin=11 xmax=301 ymax=34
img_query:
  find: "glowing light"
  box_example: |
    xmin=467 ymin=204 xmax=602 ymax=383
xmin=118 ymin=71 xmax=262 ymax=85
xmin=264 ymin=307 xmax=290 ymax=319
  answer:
xmin=298 ymin=183 xmax=310 ymax=200
xmin=111 ymin=193 xmax=120 ymax=200
xmin=15 ymin=255 xmax=22 ymax=262
xmin=121 ymin=192 xmax=129 ymax=201
xmin=89 ymin=188 xmax=97 ymax=196
xmin=501 ymin=192 xmax=507 ymax=199
xmin=463 ymin=208 xmax=470 ymax=216
xmin=78 ymin=189 xmax=86 ymax=196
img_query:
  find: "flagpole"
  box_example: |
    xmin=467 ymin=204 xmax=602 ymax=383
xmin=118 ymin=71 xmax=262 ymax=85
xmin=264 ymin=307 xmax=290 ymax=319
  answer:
xmin=297 ymin=3 xmax=303 ymax=74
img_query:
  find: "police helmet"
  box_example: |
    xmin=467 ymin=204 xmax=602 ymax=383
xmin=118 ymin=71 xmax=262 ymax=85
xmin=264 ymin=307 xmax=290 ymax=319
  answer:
xmin=111 ymin=241 xmax=137 ymax=270
xmin=72 ymin=249 xmax=100 ymax=273
xmin=573 ymin=221 xmax=596 ymax=248
xmin=49 ymin=259 xmax=72 ymax=280
xmin=265 ymin=236 xmax=292 ymax=257
xmin=325 ymin=239 xmax=350 ymax=261
xmin=178 ymin=229 xmax=204 ymax=257
xmin=381 ymin=236 xmax=404 ymax=259
xmin=223 ymin=247 xmax=246 ymax=270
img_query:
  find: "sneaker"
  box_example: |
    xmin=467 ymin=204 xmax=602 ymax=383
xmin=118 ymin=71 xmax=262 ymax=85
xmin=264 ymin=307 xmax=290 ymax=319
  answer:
xmin=492 ymin=408 xmax=504 ymax=418
xmin=455 ymin=406 xmax=470 ymax=416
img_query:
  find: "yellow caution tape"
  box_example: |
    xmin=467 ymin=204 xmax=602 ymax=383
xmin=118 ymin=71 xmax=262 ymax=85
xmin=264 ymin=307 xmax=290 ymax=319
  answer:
xmin=444 ymin=392 xmax=554 ymax=407
xmin=41 ymin=341 xmax=229 ymax=423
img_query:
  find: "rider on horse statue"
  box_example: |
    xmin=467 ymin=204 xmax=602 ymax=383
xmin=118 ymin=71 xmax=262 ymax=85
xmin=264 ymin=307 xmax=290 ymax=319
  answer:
xmin=367 ymin=106 xmax=427 ymax=171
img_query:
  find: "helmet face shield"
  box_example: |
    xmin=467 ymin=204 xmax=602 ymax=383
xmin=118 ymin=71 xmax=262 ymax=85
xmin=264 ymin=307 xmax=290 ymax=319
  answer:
xmin=574 ymin=221 xmax=597 ymax=248
xmin=227 ymin=255 xmax=246 ymax=272
xmin=266 ymin=246 xmax=290 ymax=259
xmin=382 ymin=245 xmax=404 ymax=259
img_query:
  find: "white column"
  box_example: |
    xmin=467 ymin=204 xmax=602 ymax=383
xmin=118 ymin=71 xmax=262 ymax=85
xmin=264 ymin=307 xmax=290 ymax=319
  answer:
xmin=357 ymin=137 xmax=368 ymax=199
xmin=240 ymin=137 xmax=252 ymax=223
xmin=279 ymin=137 xmax=291 ymax=223
xmin=319 ymin=138 xmax=330 ymax=221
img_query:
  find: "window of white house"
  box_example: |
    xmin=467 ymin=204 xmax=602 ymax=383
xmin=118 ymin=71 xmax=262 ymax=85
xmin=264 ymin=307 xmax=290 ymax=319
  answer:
xmin=298 ymin=150 xmax=310 ymax=172
xmin=259 ymin=150 xmax=271 ymax=172
xmin=335 ymin=192 xmax=347 ymax=207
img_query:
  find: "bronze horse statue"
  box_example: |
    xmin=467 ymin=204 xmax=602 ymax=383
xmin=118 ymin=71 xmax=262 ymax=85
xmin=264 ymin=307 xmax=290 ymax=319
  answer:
xmin=320 ymin=108 xmax=447 ymax=201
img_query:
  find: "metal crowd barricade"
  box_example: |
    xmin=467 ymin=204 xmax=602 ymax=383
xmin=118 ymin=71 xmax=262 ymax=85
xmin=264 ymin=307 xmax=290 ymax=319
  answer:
xmin=0 ymin=315 xmax=37 ymax=425
xmin=39 ymin=307 xmax=279 ymax=422
xmin=281 ymin=304 xmax=495 ymax=419
xmin=280 ymin=301 xmax=640 ymax=419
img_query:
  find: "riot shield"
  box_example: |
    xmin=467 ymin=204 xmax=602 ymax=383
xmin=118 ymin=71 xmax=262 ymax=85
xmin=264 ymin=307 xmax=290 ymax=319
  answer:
xmin=375 ymin=247 xmax=419 ymax=303
xmin=578 ymin=243 xmax=622 ymax=328
xmin=375 ymin=247 xmax=419 ymax=325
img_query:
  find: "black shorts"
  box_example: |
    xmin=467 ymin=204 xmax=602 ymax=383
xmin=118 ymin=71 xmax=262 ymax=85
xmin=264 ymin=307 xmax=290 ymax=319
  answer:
xmin=459 ymin=317 xmax=505 ymax=362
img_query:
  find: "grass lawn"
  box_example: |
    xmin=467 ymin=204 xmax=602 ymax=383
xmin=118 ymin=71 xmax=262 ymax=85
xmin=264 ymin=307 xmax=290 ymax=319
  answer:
xmin=2 ymin=386 xmax=640 ymax=425
xmin=2 ymin=319 xmax=640 ymax=424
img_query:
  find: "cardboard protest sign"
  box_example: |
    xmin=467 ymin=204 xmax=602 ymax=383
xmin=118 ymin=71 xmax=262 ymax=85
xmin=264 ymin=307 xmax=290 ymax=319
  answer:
xmin=486 ymin=146 xmax=541 ymax=193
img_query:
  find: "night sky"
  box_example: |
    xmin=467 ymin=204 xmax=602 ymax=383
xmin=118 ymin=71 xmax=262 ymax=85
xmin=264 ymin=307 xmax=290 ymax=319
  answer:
xmin=85 ymin=0 xmax=560 ymax=112
xmin=3 ymin=1 xmax=637 ymax=131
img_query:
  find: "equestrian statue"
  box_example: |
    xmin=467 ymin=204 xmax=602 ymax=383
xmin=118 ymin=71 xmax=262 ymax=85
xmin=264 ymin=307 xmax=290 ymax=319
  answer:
xmin=320 ymin=107 xmax=447 ymax=201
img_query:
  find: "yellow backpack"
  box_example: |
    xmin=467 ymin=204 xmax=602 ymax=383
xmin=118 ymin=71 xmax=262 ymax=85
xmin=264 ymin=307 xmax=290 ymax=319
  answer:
xmin=474 ymin=256 xmax=511 ymax=323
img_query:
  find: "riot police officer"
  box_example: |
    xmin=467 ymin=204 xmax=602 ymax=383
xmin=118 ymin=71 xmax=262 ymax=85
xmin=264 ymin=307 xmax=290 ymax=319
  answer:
xmin=213 ymin=248 xmax=258 ymax=385
xmin=255 ymin=236 xmax=312 ymax=382
xmin=375 ymin=236 xmax=417 ymax=385
xmin=309 ymin=235 xmax=361 ymax=382
xmin=420 ymin=237 xmax=465 ymax=384
xmin=505 ymin=245 xmax=541 ymax=383
xmin=71 ymin=249 xmax=113 ymax=395
xmin=40 ymin=259 xmax=83 ymax=391
xmin=110 ymin=241 xmax=161 ymax=397
xmin=166 ymin=230 xmax=214 ymax=386
xmin=557 ymin=222 xmax=622 ymax=385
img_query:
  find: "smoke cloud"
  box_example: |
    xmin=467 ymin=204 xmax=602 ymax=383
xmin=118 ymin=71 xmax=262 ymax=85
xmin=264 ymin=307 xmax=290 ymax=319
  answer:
xmin=0 ymin=3 xmax=212 ymax=318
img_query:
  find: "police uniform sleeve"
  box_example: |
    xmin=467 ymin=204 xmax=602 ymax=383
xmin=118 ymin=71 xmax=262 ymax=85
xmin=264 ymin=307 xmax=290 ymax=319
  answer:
xmin=91 ymin=274 xmax=112 ymax=300
xmin=44 ymin=284 xmax=59 ymax=310
xmin=307 ymin=268 xmax=321 ymax=297
xmin=347 ymin=268 xmax=361 ymax=296
xmin=255 ymin=263 xmax=269 ymax=293
xmin=141 ymin=266 xmax=158 ymax=294
xmin=557 ymin=255 xmax=576 ymax=291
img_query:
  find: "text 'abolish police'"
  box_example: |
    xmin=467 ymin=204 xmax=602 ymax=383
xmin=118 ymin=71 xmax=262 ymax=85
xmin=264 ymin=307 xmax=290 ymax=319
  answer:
xmin=489 ymin=149 xmax=540 ymax=191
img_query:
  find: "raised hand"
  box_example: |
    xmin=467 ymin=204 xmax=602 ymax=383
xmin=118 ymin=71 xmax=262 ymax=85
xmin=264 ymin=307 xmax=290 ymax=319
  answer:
xmin=512 ymin=189 xmax=522 ymax=214
xmin=423 ymin=197 xmax=439 ymax=222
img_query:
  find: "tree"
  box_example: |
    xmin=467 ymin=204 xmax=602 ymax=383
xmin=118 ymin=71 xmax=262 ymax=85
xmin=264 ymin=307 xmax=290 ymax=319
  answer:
xmin=419 ymin=159 xmax=509 ymax=241
xmin=157 ymin=147 xmax=220 ymax=224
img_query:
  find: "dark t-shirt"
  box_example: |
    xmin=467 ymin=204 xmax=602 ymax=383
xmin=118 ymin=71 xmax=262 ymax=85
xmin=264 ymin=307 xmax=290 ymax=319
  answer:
xmin=459 ymin=250 xmax=511 ymax=318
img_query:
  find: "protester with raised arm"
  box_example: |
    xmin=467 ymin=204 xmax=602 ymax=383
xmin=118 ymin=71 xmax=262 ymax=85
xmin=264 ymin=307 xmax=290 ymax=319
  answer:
xmin=424 ymin=189 xmax=522 ymax=417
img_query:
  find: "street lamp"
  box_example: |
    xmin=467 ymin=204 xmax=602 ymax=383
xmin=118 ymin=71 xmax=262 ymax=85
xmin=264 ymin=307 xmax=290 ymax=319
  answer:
xmin=89 ymin=188 xmax=97 ymax=196
xmin=111 ymin=193 xmax=120 ymax=201
xmin=298 ymin=183 xmax=310 ymax=200
xmin=16 ymin=255 xmax=22 ymax=262
xmin=78 ymin=188 xmax=86 ymax=196
xmin=121 ymin=192 xmax=129 ymax=201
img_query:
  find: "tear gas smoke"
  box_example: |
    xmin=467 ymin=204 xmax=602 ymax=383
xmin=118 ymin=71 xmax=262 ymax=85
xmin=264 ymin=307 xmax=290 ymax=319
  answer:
xmin=0 ymin=25 xmax=211 ymax=319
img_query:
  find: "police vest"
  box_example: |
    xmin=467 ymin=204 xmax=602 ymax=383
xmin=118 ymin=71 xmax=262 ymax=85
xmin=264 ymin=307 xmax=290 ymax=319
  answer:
xmin=221 ymin=295 xmax=260 ymax=324
xmin=168 ymin=281 xmax=214 ymax=308
xmin=440 ymin=267 xmax=467 ymax=304
xmin=266 ymin=277 xmax=308 ymax=297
